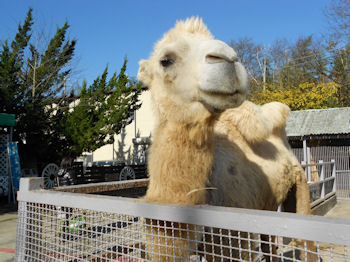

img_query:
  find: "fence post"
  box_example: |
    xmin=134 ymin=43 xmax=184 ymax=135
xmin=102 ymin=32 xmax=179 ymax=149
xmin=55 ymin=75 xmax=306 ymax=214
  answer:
xmin=331 ymin=159 xmax=336 ymax=194
xmin=319 ymin=160 xmax=325 ymax=199
xmin=301 ymin=161 xmax=308 ymax=182
xmin=307 ymin=147 xmax=311 ymax=182
xmin=16 ymin=178 xmax=44 ymax=261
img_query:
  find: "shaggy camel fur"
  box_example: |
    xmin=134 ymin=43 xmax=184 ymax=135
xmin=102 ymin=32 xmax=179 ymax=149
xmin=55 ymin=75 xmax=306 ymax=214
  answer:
xmin=138 ymin=17 xmax=315 ymax=261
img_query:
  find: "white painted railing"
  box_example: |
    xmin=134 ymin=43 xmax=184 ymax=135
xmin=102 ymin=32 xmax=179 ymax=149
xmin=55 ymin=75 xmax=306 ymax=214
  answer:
xmin=301 ymin=159 xmax=350 ymax=202
xmin=301 ymin=160 xmax=337 ymax=206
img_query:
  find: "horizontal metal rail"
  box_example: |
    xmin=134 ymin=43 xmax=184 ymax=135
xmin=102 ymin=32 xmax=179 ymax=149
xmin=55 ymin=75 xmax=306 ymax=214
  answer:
xmin=302 ymin=161 xmax=335 ymax=167
xmin=310 ymin=192 xmax=336 ymax=208
xmin=337 ymin=170 xmax=350 ymax=173
xmin=309 ymin=176 xmax=335 ymax=187
xmin=51 ymin=178 xmax=149 ymax=194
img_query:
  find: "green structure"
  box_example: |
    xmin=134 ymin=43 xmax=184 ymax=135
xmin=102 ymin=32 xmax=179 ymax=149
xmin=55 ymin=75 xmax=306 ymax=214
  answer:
xmin=0 ymin=113 xmax=15 ymax=127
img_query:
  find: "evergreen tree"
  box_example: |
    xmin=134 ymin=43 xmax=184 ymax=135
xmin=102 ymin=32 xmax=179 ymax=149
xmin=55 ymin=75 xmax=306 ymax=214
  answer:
xmin=0 ymin=8 xmax=142 ymax=171
xmin=0 ymin=8 xmax=33 ymax=112
xmin=0 ymin=8 xmax=141 ymax=170
xmin=63 ymin=58 xmax=142 ymax=158
xmin=0 ymin=8 xmax=77 ymax=169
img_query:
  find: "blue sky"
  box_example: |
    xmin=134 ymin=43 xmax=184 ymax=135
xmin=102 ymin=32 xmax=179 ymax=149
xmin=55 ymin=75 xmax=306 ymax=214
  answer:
xmin=1 ymin=0 xmax=331 ymax=87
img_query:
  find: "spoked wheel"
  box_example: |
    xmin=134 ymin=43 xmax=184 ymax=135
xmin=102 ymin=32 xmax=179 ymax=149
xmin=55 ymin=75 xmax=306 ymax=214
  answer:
xmin=42 ymin=163 xmax=59 ymax=189
xmin=119 ymin=166 xmax=136 ymax=181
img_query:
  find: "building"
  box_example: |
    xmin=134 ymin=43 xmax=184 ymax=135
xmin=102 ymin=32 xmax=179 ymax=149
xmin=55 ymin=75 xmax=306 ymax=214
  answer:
xmin=87 ymin=89 xmax=155 ymax=164
xmin=286 ymin=107 xmax=350 ymax=172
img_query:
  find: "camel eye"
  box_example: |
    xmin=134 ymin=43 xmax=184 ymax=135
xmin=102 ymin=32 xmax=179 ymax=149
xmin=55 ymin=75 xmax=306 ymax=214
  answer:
xmin=160 ymin=57 xmax=174 ymax=68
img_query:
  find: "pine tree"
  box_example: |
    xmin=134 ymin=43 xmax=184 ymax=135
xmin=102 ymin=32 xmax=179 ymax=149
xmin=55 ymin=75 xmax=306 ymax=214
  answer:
xmin=0 ymin=8 xmax=76 ymax=169
xmin=0 ymin=8 xmax=33 ymax=112
xmin=64 ymin=58 xmax=142 ymax=157
xmin=0 ymin=8 xmax=142 ymax=169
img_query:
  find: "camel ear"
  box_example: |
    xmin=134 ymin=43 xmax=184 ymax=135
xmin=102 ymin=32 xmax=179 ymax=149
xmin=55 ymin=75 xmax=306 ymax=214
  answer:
xmin=137 ymin=59 xmax=153 ymax=86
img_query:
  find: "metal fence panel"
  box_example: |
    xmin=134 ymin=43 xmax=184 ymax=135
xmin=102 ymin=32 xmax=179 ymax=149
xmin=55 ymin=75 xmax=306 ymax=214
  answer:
xmin=337 ymin=170 xmax=350 ymax=199
xmin=15 ymin=178 xmax=350 ymax=262
xmin=292 ymin=146 xmax=350 ymax=171
xmin=309 ymin=146 xmax=349 ymax=172
xmin=15 ymin=200 xmax=350 ymax=262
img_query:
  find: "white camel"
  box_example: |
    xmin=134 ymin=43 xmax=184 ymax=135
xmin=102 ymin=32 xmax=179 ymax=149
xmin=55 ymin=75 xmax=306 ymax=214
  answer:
xmin=138 ymin=17 xmax=315 ymax=261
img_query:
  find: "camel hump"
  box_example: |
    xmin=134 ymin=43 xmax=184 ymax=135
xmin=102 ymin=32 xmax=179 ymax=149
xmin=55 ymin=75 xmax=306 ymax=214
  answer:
xmin=261 ymin=102 xmax=291 ymax=131
xmin=218 ymin=101 xmax=290 ymax=143
xmin=218 ymin=101 xmax=273 ymax=143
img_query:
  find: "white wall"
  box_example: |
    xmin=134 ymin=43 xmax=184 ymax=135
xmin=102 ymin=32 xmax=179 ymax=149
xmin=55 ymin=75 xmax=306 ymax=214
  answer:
xmin=91 ymin=90 xmax=155 ymax=162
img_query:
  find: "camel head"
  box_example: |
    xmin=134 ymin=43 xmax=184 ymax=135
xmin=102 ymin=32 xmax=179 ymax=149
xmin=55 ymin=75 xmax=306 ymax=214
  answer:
xmin=138 ymin=17 xmax=248 ymax=123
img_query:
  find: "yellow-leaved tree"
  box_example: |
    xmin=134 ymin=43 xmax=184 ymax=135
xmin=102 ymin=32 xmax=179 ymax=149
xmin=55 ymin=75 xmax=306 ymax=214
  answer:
xmin=250 ymin=82 xmax=339 ymax=110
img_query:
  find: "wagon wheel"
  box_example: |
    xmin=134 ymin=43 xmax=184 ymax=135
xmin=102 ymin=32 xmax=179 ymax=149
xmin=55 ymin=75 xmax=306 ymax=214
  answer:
xmin=119 ymin=166 xmax=136 ymax=181
xmin=42 ymin=163 xmax=59 ymax=189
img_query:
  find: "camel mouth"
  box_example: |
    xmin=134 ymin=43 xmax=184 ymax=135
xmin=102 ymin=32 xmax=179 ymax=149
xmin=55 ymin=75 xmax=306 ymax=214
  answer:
xmin=200 ymin=89 xmax=243 ymax=97
xmin=198 ymin=88 xmax=245 ymax=113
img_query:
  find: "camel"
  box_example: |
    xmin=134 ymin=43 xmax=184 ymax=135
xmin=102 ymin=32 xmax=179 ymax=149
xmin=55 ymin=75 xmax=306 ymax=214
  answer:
xmin=137 ymin=17 xmax=315 ymax=261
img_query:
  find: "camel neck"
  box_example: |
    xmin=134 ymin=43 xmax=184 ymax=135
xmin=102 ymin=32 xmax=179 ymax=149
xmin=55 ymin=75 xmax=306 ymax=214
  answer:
xmin=145 ymin=117 xmax=215 ymax=205
xmin=165 ymin=118 xmax=215 ymax=147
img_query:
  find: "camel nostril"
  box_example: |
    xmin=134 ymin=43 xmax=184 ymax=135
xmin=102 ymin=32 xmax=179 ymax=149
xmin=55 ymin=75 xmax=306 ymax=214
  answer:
xmin=206 ymin=55 xmax=225 ymax=64
xmin=205 ymin=53 xmax=236 ymax=64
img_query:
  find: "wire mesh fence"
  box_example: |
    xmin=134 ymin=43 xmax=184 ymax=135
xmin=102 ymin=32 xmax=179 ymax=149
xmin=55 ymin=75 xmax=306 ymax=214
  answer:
xmin=337 ymin=170 xmax=350 ymax=199
xmin=16 ymin=202 xmax=142 ymax=261
xmin=292 ymin=146 xmax=350 ymax=172
xmin=16 ymin=178 xmax=350 ymax=262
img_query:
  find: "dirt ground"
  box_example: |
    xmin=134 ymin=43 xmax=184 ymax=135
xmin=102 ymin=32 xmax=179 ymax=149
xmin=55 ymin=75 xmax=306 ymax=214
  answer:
xmin=0 ymin=198 xmax=17 ymax=262
xmin=325 ymin=199 xmax=350 ymax=219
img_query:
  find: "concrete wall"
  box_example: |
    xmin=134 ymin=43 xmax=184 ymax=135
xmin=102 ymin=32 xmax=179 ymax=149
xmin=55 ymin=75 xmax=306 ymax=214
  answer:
xmin=90 ymin=90 xmax=155 ymax=162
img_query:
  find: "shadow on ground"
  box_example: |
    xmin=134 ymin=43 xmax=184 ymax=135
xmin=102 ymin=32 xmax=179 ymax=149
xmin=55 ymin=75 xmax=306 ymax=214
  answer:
xmin=0 ymin=197 xmax=17 ymax=215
